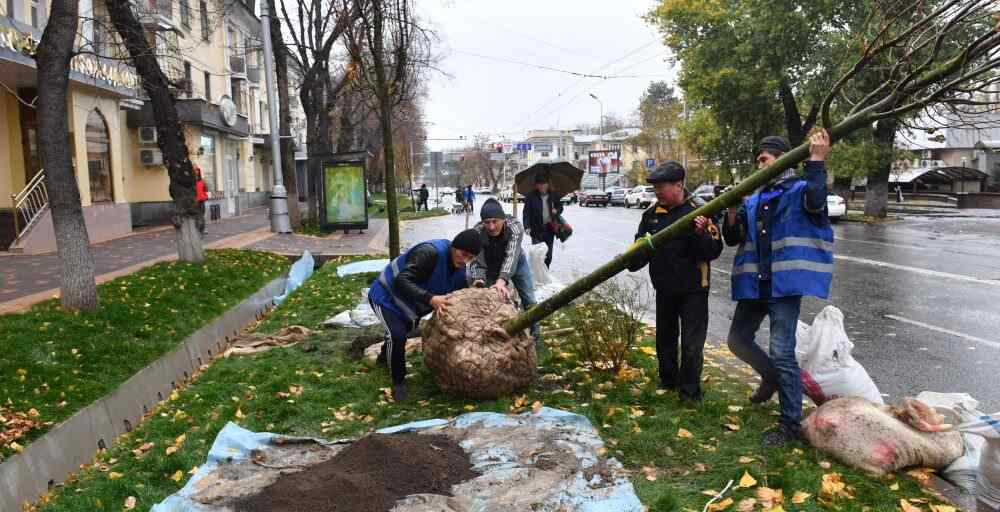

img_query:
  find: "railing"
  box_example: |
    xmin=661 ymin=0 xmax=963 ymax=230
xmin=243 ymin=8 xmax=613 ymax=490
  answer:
xmin=11 ymin=170 xmax=48 ymax=241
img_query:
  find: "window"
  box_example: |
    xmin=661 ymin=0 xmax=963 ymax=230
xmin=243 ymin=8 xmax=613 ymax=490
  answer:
xmin=199 ymin=0 xmax=209 ymax=41
xmin=183 ymin=61 xmax=192 ymax=96
xmin=258 ymin=101 xmax=266 ymax=133
xmin=6 ymin=0 xmax=15 ymax=20
xmin=230 ymin=78 xmax=245 ymax=114
xmin=204 ymin=71 xmax=211 ymax=101
xmin=180 ymin=0 xmax=190 ymax=27
xmin=86 ymin=110 xmax=114 ymax=202
xmin=199 ymin=135 xmax=218 ymax=191
xmin=29 ymin=0 xmax=38 ymax=27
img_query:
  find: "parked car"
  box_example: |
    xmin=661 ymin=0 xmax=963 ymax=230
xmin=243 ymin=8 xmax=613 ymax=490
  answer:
xmin=692 ymin=184 xmax=717 ymax=203
xmin=560 ymin=192 xmax=576 ymax=204
xmin=474 ymin=187 xmax=492 ymax=195
xmin=579 ymin=189 xmax=610 ymax=207
xmin=624 ymin=186 xmax=656 ymax=209
xmin=608 ymin=187 xmax=627 ymax=206
xmin=827 ymin=194 xmax=846 ymax=221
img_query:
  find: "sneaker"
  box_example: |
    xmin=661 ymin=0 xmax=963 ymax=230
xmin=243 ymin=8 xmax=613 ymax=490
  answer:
xmin=749 ymin=381 xmax=777 ymax=404
xmin=391 ymin=382 xmax=409 ymax=402
xmin=762 ymin=423 xmax=801 ymax=447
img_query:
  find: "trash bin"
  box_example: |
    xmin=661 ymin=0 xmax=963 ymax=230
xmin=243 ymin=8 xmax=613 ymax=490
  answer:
xmin=209 ymin=204 xmax=221 ymax=221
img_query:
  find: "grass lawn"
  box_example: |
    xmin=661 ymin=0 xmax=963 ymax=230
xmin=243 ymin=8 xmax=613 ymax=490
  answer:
xmin=0 ymin=250 xmax=289 ymax=463
xmin=32 ymin=259 xmax=949 ymax=512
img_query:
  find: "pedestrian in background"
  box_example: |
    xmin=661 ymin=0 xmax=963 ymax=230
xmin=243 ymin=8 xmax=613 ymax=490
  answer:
xmin=194 ymin=165 xmax=208 ymax=234
xmin=722 ymin=129 xmax=834 ymax=446
xmin=455 ymin=187 xmax=464 ymax=209
xmin=627 ymin=161 xmax=723 ymax=402
xmin=367 ymin=230 xmax=482 ymax=401
xmin=465 ymin=185 xmax=476 ymax=213
xmin=522 ymin=173 xmax=563 ymax=268
xmin=418 ymin=184 xmax=429 ymax=211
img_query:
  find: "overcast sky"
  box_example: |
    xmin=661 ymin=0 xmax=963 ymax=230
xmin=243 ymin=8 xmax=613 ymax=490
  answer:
xmin=415 ymin=0 xmax=676 ymax=150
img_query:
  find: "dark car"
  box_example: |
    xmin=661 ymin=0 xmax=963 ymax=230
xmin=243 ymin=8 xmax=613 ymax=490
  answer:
xmin=580 ymin=189 xmax=610 ymax=207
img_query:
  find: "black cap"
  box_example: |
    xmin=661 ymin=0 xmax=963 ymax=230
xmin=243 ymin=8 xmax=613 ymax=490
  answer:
xmin=534 ymin=172 xmax=549 ymax=184
xmin=647 ymin=161 xmax=685 ymax=184
xmin=480 ymin=198 xmax=505 ymax=220
xmin=758 ymin=136 xmax=791 ymax=155
xmin=451 ymin=229 xmax=483 ymax=255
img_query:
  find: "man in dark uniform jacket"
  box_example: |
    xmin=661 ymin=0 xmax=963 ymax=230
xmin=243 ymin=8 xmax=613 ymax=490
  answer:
xmin=628 ymin=161 xmax=724 ymax=401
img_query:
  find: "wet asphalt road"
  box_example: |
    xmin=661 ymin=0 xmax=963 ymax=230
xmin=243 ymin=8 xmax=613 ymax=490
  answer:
xmin=404 ymin=197 xmax=1000 ymax=411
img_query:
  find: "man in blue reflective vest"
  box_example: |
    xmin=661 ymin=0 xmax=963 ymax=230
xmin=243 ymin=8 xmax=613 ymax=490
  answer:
xmin=368 ymin=230 xmax=483 ymax=401
xmin=722 ymin=129 xmax=833 ymax=446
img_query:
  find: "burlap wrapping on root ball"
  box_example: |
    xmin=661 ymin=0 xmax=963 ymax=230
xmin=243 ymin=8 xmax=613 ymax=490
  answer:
xmin=421 ymin=288 xmax=536 ymax=399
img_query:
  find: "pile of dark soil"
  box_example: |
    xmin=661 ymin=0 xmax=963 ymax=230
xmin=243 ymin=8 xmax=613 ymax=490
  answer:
xmin=234 ymin=433 xmax=477 ymax=512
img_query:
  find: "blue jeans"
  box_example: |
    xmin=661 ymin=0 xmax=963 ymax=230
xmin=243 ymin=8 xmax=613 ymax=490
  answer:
xmin=726 ymin=295 xmax=803 ymax=430
xmin=508 ymin=252 xmax=539 ymax=339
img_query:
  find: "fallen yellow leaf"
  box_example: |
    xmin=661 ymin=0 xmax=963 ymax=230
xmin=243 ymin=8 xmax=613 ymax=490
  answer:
xmin=819 ymin=460 xmax=832 ymax=469
xmin=694 ymin=463 xmax=707 ymax=472
xmin=890 ymin=482 xmax=901 ymax=491
xmin=170 ymin=470 xmax=183 ymax=482
xmin=640 ymin=346 xmax=657 ymax=356
xmin=174 ymin=434 xmax=186 ymax=447
xmin=464 ymin=404 xmax=476 ymax=411
xmin=725 ymin=423 xmax=741 ymax=431
xmin=702 ymin=490 xmax=720 ymax=497
xmin=757 ymin=487 xmax=784 ymax=509
xmin=707 ymin=497 xmax=733 ymax=511
xmin=899 ymin=498 xmax=923 ymax=512
xmin=655 ymin=389 xmax=667 ymax=396
xmin=124 ymin=496 xmax=137 ymax=510
xmin=531 ymin=401 xmax=543 ymax=413
xmin=929 ymin=505 xmax=956 ymax=512
xmin=792 ymin=491 xmax=812 ymax=504
xmin=10 ymin=441 xmax=23 ymax=453
xmin=821 ymin=473 xmax=852 ymax=500
xmin=737 ymin=498 xmax=757 ymax=512
xmin=165 ymin=446 xmax=178 ymax=456
xmin=728 ymin=405 xmax=743 ymax=413
xmin=107 ymin=472 xmax=123 ymax=480
xmin=770 ymin=506 xmax=786 ymax=512
xmin=738 ymin=456 xmax=755 ymax=464
xmin=677 ymin=428 xmax=694 ymax=439
xmin=235 ymin=408 xmax=244 ymax=419
xmin=738 ymin=471 xmax=758 ymax=488
xmin=641 ymin=466 xmax=658 ymax=481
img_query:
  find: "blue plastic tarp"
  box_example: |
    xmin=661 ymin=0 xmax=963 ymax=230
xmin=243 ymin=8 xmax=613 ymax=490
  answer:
xmin=336 ymin=259 xmax=390 ymax=277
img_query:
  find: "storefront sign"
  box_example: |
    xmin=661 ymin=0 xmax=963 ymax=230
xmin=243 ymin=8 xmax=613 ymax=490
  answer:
xmin=1 ymin=26 xmax=140 ymax=93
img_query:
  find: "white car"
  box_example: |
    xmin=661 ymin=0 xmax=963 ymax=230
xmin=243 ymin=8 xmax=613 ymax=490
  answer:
xmin=624 ymin=186 xmax=656 ymax=209
xmin=827 ymin=194 xmax=846 ymax=221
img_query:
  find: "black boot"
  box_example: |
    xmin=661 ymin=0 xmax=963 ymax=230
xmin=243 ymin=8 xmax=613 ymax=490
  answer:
xmin=762 ymin=423 xmax=801 ymax=447
xmin=749 ymin=381 xmax=777 ymax=404
xmin=392 ymin=382 xmax=409 ymax=402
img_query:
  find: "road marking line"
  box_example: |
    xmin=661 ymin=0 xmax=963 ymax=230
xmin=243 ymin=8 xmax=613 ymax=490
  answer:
xmin=835 ymin=237 xmax=930 ymax=252
xmin=834 ymin=254 xmax=1000 ymax=286
xmin=884 ymin=314 xmax=1000 ymax=350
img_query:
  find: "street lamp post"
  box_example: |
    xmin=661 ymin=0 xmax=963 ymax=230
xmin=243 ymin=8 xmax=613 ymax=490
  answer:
xmin=260 ymin=4 xmax=290 ymax=233
xmin=589 ymin=93 xmax=605 ymax=191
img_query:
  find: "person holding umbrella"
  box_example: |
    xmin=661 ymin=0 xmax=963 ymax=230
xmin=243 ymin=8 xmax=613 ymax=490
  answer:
xmin=522 ymin=173 xmax=563 ymax=268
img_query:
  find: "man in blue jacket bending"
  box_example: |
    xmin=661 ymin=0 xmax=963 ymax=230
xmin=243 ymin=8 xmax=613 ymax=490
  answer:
xmin=368 ymin=230 xmax=483 ymax=401
xmin=722 ymin=129 xmax=833 ymax=446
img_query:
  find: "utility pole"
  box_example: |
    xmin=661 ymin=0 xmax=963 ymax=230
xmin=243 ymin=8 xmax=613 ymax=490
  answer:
xmin=261 ymin=6 xmax=290 ymax=233
xmin=590 ymin=93 xmax=606 ymax=191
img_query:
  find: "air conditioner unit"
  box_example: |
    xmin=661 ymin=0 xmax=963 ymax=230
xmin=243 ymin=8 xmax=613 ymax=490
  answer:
xmin=140 ymin=148 xmax=164 ymax=166
xmin=138 ymin=126 xmax=158 ymax=145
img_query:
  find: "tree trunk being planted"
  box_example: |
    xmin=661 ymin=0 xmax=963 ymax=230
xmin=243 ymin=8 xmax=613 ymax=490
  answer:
xmin=503 ymin=115 xmax=871 ymax=336
xmin=107 ymin=0 xmax=203 ymax=262
xmin=36 ymin=0 xmax=99 ymax=311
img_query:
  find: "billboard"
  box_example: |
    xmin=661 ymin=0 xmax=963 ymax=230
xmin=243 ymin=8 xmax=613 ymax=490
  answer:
xmin=588 ymin=150 xmax=621 ymax=175
xmin=322 ymin=160 xmax=368 ymax=230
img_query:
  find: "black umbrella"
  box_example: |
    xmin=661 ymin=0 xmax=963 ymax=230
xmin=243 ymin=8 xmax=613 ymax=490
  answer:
xmin=514 ymin=162 xmax=584 ymax=197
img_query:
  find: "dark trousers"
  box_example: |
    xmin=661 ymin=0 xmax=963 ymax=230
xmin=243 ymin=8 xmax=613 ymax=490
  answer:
xmin=532 ymin=228 xmax=555 ymax=268
xmin=197 ymin=201 xmax=207 ymax=234
xmin=369 ymin=298 xmax=417 ymax=384
xmin=726 ymin=295 xmax=803 ymax=430
xmin=419 ymin=198 xmax=428 ymax=211
xmin=655 ymin=290 xmax=709 ymax=399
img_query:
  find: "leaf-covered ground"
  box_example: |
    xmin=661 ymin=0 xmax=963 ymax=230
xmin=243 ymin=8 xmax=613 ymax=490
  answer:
xmin=30 ymin=257 xmax=954 ymax=512
xmin=0 ymin=250 xmax=289 ymax=462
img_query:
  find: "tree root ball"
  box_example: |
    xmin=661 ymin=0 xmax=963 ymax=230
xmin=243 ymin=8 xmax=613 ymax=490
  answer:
xmin=421 ymin=288 xmax=536 ymax=399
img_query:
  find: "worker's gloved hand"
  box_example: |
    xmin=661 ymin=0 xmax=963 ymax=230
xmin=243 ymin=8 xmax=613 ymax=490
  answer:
xmin=429 ymin=295 xmax=450 ymax=315
xmin=492 ymin=279 xmax=510 ymax=300
xmin=693 ymin=215 xmax=711 ymax=235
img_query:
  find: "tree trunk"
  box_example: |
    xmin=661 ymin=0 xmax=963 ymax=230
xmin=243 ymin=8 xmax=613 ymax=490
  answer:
xmin=370 ymin=0 xmax=400 ymax=258
xmin=268 ymin=0 xmax=300 ymax=229
xmin=503 ymin=112 xmax=874 ymax=335
xmin=832 ymin=176 xmax=852 ymax=202
xmin=864 ymin=118 xmax=897 ymax=218
xmin=36 ymin=0 xmax=99 ymax=311
xmin=779 ymin=81 xmax=806 ymax=147
xmin=106 ymin=0 xmax=203 ymax=262
xmin=300 ymin=76 xmax=335 ymax=222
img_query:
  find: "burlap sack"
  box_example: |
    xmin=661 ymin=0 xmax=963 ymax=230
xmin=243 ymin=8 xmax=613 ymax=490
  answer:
xmin=803 ymin=396 xmax=964 ymax=476
xmin=421 ymin=288 xmax=536 ymax=399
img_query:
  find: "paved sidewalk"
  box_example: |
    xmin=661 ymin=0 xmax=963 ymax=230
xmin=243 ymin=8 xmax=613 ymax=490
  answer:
xmin=246 ymin=218 xmax=389 ymax=257
xmin=0 ymin=209 xmax=271 ymax=312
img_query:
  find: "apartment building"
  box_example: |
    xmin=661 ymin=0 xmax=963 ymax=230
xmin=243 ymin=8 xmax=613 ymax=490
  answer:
xmin=0 ymin=0 xmax=281 ymax=253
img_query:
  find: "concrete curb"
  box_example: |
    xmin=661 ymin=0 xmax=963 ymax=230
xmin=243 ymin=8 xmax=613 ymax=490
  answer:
xmin=0 ymin=277 xmax=287 ymax=512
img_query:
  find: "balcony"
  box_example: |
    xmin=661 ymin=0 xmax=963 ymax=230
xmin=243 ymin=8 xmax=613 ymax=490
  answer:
xmin=228 ymin=55 xmax=247 ymax=80
xmin=247 ymin=66 xmax=261 ymax=84
xmin=126 ymin=97 xmax=250 ymax=137
xmin=134 ymin=0 xmax=175 ymax=31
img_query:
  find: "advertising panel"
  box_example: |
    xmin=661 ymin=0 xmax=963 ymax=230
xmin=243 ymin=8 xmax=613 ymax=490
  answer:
xmin=320 ymin=157 xmax=369 ymax=231
xmin=588 ymin=150 xmax=621 ymax=174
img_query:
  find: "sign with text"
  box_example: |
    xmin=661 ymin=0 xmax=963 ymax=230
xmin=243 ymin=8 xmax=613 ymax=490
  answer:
xmin=645 ymin=158 xmax=656 ymax=169
xmin=533 ymin=143 xmax=554 ymax=152
xmin=515 ymin=143 xmax=532 ymax=151
xmin=588 ymin=150 xmax=621 ymax=175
